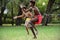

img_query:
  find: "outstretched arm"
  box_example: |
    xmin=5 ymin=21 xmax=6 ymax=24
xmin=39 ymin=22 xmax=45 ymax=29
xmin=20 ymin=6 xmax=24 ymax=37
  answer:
xmin=13 ymin=14 xmax=25 ymax=19
xmin=26 ymin=7 xmax=32 ymax=12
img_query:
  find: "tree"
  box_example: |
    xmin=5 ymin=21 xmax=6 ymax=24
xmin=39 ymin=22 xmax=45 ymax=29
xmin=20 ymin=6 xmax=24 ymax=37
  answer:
xmin=43 ymin=0 xmax=55 ymax=26
xmin=0 ymin=0 xmax=10 ymax=26
xmin=0 ymin=0 xmax=6 ymax=26
xmin=0 ymin=0 xmax=2 ymax=26
xmin=16 ymin=5 xmax=23 ymax=26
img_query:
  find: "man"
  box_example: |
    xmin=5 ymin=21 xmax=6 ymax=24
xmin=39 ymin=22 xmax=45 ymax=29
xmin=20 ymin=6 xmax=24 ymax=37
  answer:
xmin=28 ymin=0 xmax=42 ymax=24
xmin=26 ymin=0 xmax=42 ymax=36
xmin=14 ymin=6 xmax=37 ymax=39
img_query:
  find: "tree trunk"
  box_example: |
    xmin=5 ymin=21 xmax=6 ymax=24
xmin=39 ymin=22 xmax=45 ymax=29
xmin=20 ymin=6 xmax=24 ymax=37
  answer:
xmin=11 ymin=2 xmax=14 ymax=26
xmin=16 ymin=6 xmax=22 ymax=26
xmin=43 ymin=0 xmax=55 ymax=26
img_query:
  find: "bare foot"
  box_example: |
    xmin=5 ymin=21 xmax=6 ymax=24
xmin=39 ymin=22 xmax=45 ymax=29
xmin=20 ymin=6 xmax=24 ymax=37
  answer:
xmin=27 ymin=32 xmax=29 ymax=35
xmin=33 ymin=36 xmax=37 ymax=39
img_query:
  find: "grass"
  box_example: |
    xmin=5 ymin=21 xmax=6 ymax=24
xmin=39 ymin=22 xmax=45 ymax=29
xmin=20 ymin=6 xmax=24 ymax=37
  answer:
xmin=0 ymin=25 xmax=60 ymax=40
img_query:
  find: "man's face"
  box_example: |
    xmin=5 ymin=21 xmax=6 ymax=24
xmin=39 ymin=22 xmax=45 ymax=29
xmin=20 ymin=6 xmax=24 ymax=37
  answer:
xmin=23 ymin=8 xmax=26 ymax=12
xmin=23 ymin=9 xmax=26 ymax=11
xmin=29 ymin=2 xmax=32 ymax=6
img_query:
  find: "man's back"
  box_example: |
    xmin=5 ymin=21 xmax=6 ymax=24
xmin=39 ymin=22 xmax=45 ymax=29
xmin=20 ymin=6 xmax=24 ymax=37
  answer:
xmin=24 ymin=11 xmax=33 ymax=18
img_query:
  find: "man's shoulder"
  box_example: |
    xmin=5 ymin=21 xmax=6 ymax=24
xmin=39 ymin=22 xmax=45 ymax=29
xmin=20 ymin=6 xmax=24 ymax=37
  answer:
xmin=34 ymin=6 xmax=39 ymax=10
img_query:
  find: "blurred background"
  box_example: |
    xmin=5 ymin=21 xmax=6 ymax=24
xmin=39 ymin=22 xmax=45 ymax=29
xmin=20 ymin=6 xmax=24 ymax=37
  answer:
xmin=0 ymin=0 xmax=60 ymax=26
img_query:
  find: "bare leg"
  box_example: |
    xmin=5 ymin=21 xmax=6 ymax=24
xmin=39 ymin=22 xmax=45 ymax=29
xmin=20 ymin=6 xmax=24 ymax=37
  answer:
xmin=30 ymin=27 xmax=37 ymax=39
xmin=29 ymin=22 xmax=38 ymax=35
xmin=26 ymin=27 xmax=29 ymax=35
xmin=33 ymin=25 xmax=38 ymax=35
xmin=25 ymin=21 xmax=29 ymax=35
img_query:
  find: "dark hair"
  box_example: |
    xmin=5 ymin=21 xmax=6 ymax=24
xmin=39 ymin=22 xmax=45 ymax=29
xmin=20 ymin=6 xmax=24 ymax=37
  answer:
xmin=22 ymin=6 xmax=27 ymax=9
xmin=30 ymin=1 xmax=35 ymax=6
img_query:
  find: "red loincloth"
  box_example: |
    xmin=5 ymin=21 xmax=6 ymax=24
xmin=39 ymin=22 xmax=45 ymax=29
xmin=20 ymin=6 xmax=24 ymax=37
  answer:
xmin=34 ymin=14 xmax=43 ymax=24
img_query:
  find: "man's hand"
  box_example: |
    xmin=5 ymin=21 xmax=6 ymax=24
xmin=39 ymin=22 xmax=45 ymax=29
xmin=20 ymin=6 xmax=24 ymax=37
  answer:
xmin=13 ymin=16 xmax=17 ymax=19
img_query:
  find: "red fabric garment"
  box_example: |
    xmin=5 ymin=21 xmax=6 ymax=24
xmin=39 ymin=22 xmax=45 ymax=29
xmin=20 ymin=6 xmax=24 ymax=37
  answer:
xmin=34 ymin=14 xmax=42 ymax=24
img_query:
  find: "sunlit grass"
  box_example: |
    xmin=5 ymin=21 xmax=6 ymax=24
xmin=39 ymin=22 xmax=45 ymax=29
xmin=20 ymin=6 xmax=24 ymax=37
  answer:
xmin=0 ymin=25 xmax=60 ymax=40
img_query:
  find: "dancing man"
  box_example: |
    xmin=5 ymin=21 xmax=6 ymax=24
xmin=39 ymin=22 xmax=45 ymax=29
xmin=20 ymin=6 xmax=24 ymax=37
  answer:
xmin=14 ymin=6 xmax=37 ymax=39
xmin=25 ymin=0 xmax=42 ymax=37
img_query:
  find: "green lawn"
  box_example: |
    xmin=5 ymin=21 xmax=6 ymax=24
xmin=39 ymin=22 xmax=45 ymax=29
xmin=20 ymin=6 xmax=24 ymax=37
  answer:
xmin=0 ymin=25 xmax=60 ymax=40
